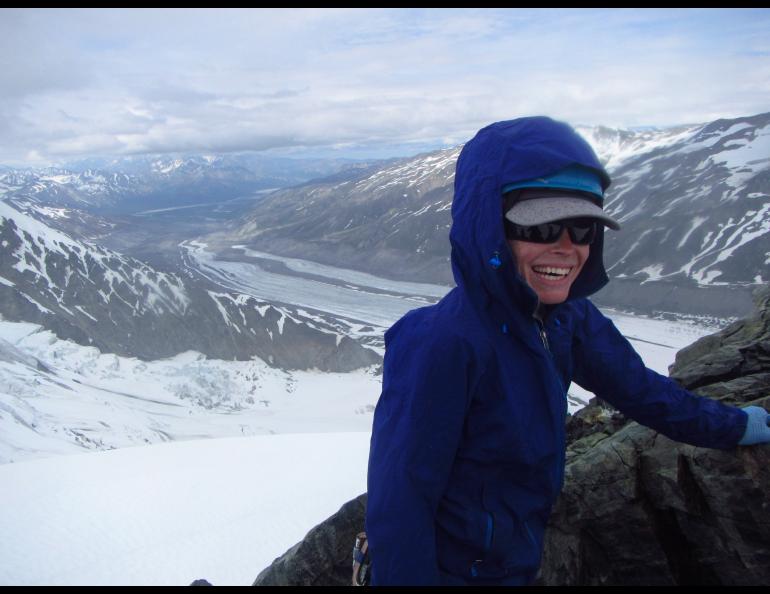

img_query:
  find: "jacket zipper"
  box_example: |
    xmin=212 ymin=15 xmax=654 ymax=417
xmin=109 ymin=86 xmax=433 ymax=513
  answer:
xmin=471 ymin=513 xmax=495 ymax=578
xmin=536 ymin=320 xmax=550 ymax=352
xmin=484 ymin=512 xmax=494 ymax=552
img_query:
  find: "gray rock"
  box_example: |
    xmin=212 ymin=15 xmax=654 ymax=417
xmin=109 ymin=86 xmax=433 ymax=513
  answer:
xmin=253 ymin=494 xmax=367 ymax=586
xmin=541 ymin=415 xmax=770 ymax=585
xmin=668 ymin=285 xmax=770 ymax=391
xmin=540 ymin=284 xmax=770 ymax=586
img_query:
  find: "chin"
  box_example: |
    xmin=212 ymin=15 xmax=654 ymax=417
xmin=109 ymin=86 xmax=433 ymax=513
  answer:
xmin=538 ymin=292 xmax=569 ymax=305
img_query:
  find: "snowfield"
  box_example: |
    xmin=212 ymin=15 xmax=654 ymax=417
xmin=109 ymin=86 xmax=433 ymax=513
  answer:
xmin=0 ymin=432 xmax=370 ymax=586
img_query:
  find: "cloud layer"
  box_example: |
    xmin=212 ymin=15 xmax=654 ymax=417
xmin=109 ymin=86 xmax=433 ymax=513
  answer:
xmin=2 ymin=8 xmax=769 ymax=164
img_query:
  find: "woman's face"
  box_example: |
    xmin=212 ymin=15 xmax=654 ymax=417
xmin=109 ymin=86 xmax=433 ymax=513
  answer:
xmin=508 ymin=229 xmax=589 ymax=305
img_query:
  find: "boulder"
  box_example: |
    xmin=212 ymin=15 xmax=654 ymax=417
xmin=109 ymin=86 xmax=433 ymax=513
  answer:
xmin=539 ymin=285 xmax=770 ymax=585
xmin=252 ymin=494 xmax=367 ymax=586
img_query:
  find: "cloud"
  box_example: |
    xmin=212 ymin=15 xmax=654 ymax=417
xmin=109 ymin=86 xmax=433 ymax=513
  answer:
xmin=1 ymin=8 xmax=769 ymax=165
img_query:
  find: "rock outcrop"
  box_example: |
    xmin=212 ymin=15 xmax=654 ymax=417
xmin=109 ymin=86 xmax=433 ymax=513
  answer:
xmin=253 ymin=494 xmax=367 ymax=586
xmin=252 ymin=286 xmax=770 ymax=586
xmin=540 ymin=286 xmax=770 ymax=586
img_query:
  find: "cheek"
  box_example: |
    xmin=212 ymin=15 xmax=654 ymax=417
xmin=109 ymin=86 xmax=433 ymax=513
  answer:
xmin=508 ymin=240 xmax=540 ymax=274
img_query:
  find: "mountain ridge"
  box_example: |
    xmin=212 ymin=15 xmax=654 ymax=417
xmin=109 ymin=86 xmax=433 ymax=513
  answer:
xmin=0 ymin=199 xmax=379 ymax=370
xmin=217 ymin=112 xmax=770 ymax=317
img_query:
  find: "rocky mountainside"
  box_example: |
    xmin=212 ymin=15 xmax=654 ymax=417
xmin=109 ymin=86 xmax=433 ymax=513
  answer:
xmin=224 ymin=113 xmax=770 ymax=318
xmin=3 ymin=114 xmax=766 ymax=318
xmin=0 ymin=200 xmax=378 ymax=371
xmin=251 ymin=285 xmax=770 ymax=585
xmin=594 ymin=113 xmax=770 ymax=318
xmin=216 ymin=147 xmax=460 ymax=286
xmin=576 ymin=124 xmax=701 ymax=171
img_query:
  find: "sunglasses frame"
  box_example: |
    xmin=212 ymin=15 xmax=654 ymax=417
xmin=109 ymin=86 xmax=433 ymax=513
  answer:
xmin=505 ymin=217 xmax=598 ymax=246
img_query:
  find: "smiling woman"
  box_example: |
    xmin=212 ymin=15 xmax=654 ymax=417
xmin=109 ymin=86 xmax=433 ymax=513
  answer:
xmin=365 ymin=116 xmax=761 ymax=586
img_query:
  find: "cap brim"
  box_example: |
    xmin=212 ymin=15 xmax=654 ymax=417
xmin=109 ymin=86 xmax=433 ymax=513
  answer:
xmin=505 ymin=195 xmax=621 ymax=230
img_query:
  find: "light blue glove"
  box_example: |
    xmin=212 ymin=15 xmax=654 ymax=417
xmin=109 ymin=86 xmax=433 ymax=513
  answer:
xmin=738 ymin=406 xmax=770 ymax=446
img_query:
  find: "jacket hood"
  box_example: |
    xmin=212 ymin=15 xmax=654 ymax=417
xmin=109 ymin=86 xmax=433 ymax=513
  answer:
xmin=449 ymin=116 xmax=612 ymax=321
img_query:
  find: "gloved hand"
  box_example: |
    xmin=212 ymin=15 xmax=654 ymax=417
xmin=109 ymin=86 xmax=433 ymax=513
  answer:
xmin=738 ymin=406 xmax=770 ymax=446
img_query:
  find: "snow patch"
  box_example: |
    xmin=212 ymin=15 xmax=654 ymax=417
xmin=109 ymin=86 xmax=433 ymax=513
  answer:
xmin=677 ymin=216 xmax=707 ymax=249
xmin=636 ymin=263 xmax=665 ymax=283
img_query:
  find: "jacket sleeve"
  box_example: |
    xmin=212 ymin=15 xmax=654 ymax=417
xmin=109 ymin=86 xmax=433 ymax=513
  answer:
xmin=571 ymin=300 xmax=747 ymax=450
xmin=366 ymin=315 xmax=476 ymax=585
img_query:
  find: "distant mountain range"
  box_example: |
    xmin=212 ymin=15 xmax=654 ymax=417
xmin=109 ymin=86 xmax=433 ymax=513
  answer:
xmin=218 ymin=112 xmax=770 ymax=317
xmin=1 ymin=112 xmax=768 ymax=370
xmin=0 ymin=153 xmax=380 ymax=214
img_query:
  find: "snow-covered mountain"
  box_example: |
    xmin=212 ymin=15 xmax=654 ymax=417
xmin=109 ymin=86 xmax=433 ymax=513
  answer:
xmin=222 ymin=113 xmax=770 ymax=317
xmin=0 ymin=168 xmax=140 ymax=211
xmin=0 ymin=154 xmax=378 ymax=215
xmin=0 ymin=200 xmax=379 ymax=370
xmin=593 ymin=114 xmax=770 ymax=316
xmin=216 ymin=147 xmax=461 ymax=285
xmin=576 ymin=124 xmax=702 ymax=171
xmin=2 ymin=112 xmax=767 ymax=366
xmin=602 ymin=116 xmax=770 ymax=285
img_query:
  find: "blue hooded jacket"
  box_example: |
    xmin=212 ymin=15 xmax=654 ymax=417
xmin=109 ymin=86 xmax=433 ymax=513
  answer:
xmin=366 ymin=117 xmax=748 ymax=586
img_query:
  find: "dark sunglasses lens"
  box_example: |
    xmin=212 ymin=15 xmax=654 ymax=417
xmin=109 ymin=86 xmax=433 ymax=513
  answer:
xmin=509 ymin=223 xmax=539 ymax=241
xmin=507 ymin=219 xmax=597 ymax=244
xmin=534 ymin=223 xmax=562 ymax=243
xmin=509 ymin=222 xmax=567 ymax=243
xmin=567 ymin=220 xmax=597 ymax=245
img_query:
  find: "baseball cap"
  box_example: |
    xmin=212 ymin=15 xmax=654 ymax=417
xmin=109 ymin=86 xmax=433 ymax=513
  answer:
xmin=503 ymin=165 xmax=621 ymax=230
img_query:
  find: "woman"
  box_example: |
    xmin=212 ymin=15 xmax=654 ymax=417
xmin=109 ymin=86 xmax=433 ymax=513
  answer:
xmin=365 ymin=116 xmax=769 ymax=586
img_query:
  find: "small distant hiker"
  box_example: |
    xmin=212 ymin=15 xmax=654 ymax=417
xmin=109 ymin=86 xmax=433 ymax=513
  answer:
xmin=365 ymin=116 xmax=770 ymax=586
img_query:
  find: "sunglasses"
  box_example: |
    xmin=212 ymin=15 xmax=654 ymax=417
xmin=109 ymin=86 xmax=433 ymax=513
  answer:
xmin=505 ymin=218 xmax=598 ymax=245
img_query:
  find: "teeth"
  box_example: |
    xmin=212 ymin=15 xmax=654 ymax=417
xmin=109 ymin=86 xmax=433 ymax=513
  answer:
xmin=533 ymin=266 xmax=571 ymax=277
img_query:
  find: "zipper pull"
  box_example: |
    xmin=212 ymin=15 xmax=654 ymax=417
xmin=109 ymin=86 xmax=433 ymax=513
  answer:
xmin=537 ymin=322 xmax=550 ymax=352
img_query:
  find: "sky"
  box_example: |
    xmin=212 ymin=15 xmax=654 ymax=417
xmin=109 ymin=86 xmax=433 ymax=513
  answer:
xmin=2 ymin=8 xmax=769 ymax=166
